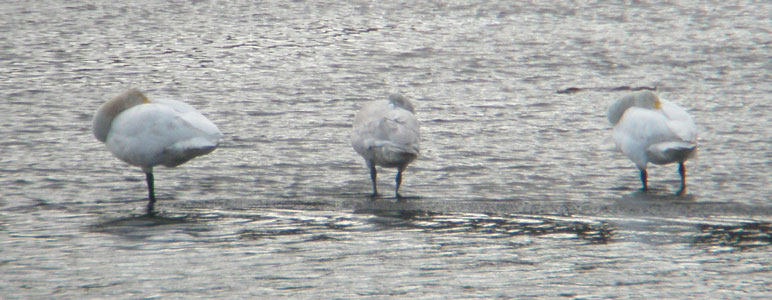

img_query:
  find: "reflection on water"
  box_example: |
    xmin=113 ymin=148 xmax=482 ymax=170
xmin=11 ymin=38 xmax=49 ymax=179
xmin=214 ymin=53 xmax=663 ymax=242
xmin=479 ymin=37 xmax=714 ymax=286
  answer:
xmin=359 ymin=209 xmax=613 ymax=244
xmin=694 ymin=222 xmax=772 ymax=252
xmin=89 ymin=203 xmax=772 ymax=253
xmin=90 ymin=214 xmax=190 ymax=239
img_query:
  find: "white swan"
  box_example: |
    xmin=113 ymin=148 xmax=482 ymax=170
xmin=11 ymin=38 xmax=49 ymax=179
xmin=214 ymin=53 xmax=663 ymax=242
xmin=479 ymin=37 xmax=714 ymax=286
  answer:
xmin=351 ymin=94 xmax=420 ymax=198
xmin=93 ymin=89 xmax=223 ymax=213
xmin=607 ymin=90 xmax=697 ymax=194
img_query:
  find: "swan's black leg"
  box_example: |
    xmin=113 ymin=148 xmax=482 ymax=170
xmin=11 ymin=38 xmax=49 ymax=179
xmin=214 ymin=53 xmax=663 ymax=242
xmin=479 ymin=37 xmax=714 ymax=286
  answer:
xmin=368 ymin=162 xmax=378 ymax=198
xmin=677 ymin=162 xmax=686 ymax=195
xmin=639 ymin=168 xmax=648 ymax=191
xmin=146 ymin=172 xmax=156 ymax=215
xmin=395 ymin=167 xmax=405 ymax=199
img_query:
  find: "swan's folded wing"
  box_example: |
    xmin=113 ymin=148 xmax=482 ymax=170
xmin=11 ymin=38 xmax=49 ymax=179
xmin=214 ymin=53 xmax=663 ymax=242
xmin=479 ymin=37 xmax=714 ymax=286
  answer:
xmin=374 ymin=111 xmax=420 ymax=155
xmin=665 ymin=119 xmax=697 ymax=144
xmin=661 ymin=100 xmax=697 ymax=143
xmin=154 ymin=99 xmax=223 ymax=140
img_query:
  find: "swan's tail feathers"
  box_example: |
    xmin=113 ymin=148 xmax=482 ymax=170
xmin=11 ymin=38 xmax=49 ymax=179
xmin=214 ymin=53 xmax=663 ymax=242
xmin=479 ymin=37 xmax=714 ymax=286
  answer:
xmin=373 ymin=142 xmax=419 ymax=168
xmin=646 ymin=142 xmax=697 ymax=165
xmin=161 ymin=138 xmax=219 ymax=168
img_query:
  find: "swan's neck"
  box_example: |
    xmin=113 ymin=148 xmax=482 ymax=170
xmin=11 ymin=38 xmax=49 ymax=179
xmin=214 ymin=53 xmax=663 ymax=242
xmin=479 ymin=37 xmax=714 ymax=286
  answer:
xmin=607 ymin=95 xmax=636 ymax=126
xmin=388 ymin=94 xmax=415 ymax=113
xmin=93 ymin=89 xmax=148 ymax=142
xmin=607 ymin=91 xmax=661 ymax=125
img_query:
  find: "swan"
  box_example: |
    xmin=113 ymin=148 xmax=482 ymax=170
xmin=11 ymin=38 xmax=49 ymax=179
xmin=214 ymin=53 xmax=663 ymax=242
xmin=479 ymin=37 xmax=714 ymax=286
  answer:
xmin=351 ymin=94 xmax=420 ymax=198
xmin=93 ymin=89 xmax=223 ymax=213
xmin=607 ymin=90 xmax=697 ymax=194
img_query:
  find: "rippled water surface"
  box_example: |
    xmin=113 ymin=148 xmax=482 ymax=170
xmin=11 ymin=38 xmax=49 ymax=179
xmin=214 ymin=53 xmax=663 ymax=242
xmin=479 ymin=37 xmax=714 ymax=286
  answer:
xmin=2 ymin=1 xmax=771 ymax=298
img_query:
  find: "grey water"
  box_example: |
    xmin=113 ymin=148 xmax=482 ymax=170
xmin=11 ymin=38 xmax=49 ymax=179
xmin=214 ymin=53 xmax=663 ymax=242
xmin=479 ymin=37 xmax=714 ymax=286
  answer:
xmin=2 ymin=0 xmax=771 ymax=298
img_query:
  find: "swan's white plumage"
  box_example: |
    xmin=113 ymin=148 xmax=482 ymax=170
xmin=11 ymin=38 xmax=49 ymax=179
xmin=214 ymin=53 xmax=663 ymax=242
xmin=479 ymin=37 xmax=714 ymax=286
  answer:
xmin=352 ymin=99 xmax=419 ymax=167
xmin=351 ymin=94 xmax=419 ymax=196
xmin=93 ymin=89 xmax=222 ymax=212
xmin=104 ymin=98 xmax=221 ymax=171
xmin=608 ymin=90 xmax=697 ymax=192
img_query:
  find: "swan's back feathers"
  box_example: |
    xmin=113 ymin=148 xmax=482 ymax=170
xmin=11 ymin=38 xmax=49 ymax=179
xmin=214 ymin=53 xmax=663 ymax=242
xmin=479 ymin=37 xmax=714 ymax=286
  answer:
xmin=155 ymin=100 xmax=222 ymax=167
xmin=351 ymin=96 xmax=420 ymax=168
xmin=154 ymin=98 xmax=223 ymax=140
xmin=374 ymin=110 xmax=420 ymax=151
xmin=661 ymin=100 xmax=698 ymax=143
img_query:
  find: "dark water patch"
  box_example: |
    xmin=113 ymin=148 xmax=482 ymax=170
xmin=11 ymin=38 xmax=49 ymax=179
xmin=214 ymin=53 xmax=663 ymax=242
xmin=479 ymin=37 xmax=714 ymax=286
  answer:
xmin=351 ymin=195 xmax=772 ymax=226
xmin=304 ymin=234 xmax=341 ymax=242
xmin=92 ymin=214 xmax=189 ymax=227
xmin=7 ymin=90 xmax=48 ymax=98
xmin=416 ymin=213 xmax=613 ymax=244
xmin=437 ymin=165 xmax=488 ymax=172
xmin=275 ymin=285 xmax=315 ymax=291
xmin=89 ymin=214 xmax=195 ymax=240
xmin=352 ymin=207 xmax=612 ymax=243
xmin=4 ymin=198 xmax=70 ymax=213
xmin=556 ymin=85 xmax=658 ymax=94
xmin=239 ymin=228 xmax=306 ymax=240
xmin=246 ymin=110 xmax=287 ymax=117
xmin=473 ymin=258 xmax=536 ymax=268
xmin=428 ymin=118 xmax=474 ymax=124
xmin=471 ymin=104 xmax=509 ymax=110
xmin=556 ymin=87 xmax=583 ymax=94
xmin=254 ymin=275 xmax=325 ymax=281
xmin=693 ymin=221 xmax=772 ymax=252
xmin=78 ymin=281 xmax=123 ymax=290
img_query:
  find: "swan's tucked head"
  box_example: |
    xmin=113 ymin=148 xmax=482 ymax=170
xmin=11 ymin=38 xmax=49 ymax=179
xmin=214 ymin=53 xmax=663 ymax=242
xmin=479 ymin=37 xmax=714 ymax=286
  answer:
xmin=93 ymin=89 xmax=150 ymax=142
xmin=388 ymin=94 xmax=415 ymax=114
xmin=631 ymin=90 xmax=661 ymax=110
xmin=607 ymin=90 xmax=662 ymax=125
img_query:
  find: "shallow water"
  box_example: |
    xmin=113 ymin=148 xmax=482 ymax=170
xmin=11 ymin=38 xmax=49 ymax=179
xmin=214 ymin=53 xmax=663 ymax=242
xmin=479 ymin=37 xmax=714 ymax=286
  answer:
xmin=2 ymin=0 xmax=771 ymax=298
